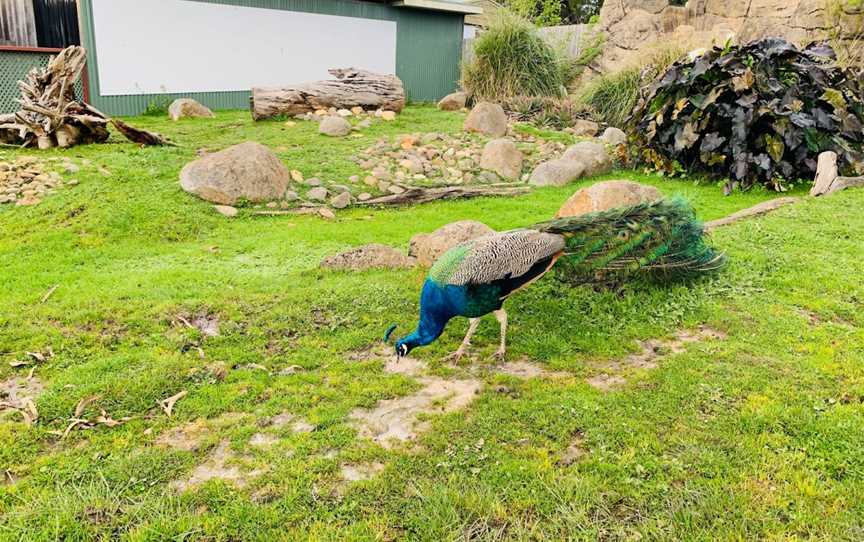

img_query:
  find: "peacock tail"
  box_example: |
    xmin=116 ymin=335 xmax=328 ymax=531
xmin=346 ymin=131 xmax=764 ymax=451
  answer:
xmin=531 ymin=197 xmax=725 ymax=284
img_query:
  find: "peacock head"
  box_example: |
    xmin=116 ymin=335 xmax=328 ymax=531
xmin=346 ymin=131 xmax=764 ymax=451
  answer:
xmin=385 ymin=323 xmax=422 ymax=358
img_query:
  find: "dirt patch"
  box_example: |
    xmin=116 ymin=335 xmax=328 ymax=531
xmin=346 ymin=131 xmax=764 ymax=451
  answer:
xmin=557 ymin=432 xmax=586 ymax=466
xmin=384 ymin=355 xmax=426 ymax=376
xmin=267 ymin=412 xmax=315 ymax=433
xmin=588 ymin=326 xmax=726 ymax=391
xmin=0 ymin=376 xmax=44 ymax=408
xmin=349 ymin=377 xmax=481 ymax=449
xmin=0 ymin=376 xmax=44 ymax=423
xmin=494 ymin=360 xmax=569 ymax=379
xmin=249 ymin=433 xmax=279 ymax=448
xmin=340 ymin=462 xmax=384 ymax=482
xmin=171 ymin=440 xmax=263 ymax=492
xmin=154 ymin=412 xmax=247 ymax=452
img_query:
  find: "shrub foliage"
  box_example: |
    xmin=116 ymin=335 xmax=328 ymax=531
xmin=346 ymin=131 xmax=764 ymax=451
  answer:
xmin=632 ymin=38 xmax=864 ymax=191
xmin=462 ymin=11 xmax=574 ymax=102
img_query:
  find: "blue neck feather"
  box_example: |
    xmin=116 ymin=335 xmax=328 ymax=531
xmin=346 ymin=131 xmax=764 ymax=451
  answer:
xmin=399 ymin=279 xmax=461 ymax=350
xmin=402 ymin=311 xmax=449 ymax=349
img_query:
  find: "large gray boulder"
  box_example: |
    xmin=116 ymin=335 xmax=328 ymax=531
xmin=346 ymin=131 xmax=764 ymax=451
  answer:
xmin=180 ymin=142 xmax=290 ymax=204
xmin=319 ymin=116 xmax=351 ymax=137
xmin=528 ymin=159 xmax=585 ymax=187
xmin=409 ymin=220 xmax=495 ymax=267
xmin=464 ymin=102 xmax=508 ymax=138
xmin=556 ymin=180 xmax=663 ymax=218
xmin=438 ymin=91 xmax=468 ymax=111
xmin=169 ymin=98 xmax=215 ymax=121
xmin=321 ymin=244 xmax=416 ymax=270
xmin=562 ymin=141 xmax=613 ymax=177
xmin=479 ymin=138 xmax=523 ymax=180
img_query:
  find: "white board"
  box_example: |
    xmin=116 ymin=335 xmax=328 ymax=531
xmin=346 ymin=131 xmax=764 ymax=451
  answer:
xmin=90 ymin=0 xmax=398 ymax=96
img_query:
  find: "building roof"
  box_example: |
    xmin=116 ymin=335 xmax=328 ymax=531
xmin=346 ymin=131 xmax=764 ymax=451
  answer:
xmin=390 ymin=0 xmax=483 ymax=15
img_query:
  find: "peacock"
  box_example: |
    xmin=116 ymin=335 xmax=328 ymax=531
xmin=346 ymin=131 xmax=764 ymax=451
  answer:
xmin=385 ymin=198 xmax=725 ymax=361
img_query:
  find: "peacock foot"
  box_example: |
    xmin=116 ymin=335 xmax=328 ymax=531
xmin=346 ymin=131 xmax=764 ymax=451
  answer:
xmin=444 ymin=349 xmax=468 ymax=363
xmin=490 ymin=348 xmax=506 ymax=362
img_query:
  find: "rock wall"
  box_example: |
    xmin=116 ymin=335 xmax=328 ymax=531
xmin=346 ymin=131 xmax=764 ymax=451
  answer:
xmin=595 ymin=0 xmax=858 ymax=73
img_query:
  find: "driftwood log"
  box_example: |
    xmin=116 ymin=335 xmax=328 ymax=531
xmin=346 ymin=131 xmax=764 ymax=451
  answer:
xmin=251 ymin=68 xmax=405 ymax=120
xmin=0 ymin=46 xmax=170 ymax=148
xmin=355 ymin=185 xmax=530 ymax=206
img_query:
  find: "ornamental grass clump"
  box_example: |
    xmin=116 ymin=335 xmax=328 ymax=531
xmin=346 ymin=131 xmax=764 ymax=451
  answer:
xmin=632 ymin=38 xmax=864 ymax=192
xmin=462 ymin=10 xmax=575 ymax=101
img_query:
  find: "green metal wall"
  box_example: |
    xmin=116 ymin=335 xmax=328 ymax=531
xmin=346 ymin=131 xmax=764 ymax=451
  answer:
xmin=0 ymin=50 xmax=84 ymax=113
xmin=77 ymin=0 xmax=464 ymax=116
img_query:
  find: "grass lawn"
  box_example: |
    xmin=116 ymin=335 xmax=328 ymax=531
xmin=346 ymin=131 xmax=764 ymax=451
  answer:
xmin=1 ymin=105 xmax=863 ymax=541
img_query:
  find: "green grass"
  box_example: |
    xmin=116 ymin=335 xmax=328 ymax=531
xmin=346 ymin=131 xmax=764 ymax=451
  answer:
xmin=1 ymin=105 xmax=863 ymax=541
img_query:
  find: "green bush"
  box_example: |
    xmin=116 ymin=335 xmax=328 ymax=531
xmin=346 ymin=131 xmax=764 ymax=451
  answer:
xmin=462 ymin=10 xmax=575 ymax=102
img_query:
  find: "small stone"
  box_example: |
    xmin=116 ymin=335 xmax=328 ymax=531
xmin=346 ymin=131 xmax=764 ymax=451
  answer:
xmin=381 ymin=111 xmax=397 ymax=121
xmin=330 ymin=192 xmax=352 ymax=209
xmin=438 ymin=91 xmax=467 ymax=111
xmin=266 ymin=201 xmax=278 ymax=208
xmin=168 ymin=98 xmax=215 ymax=121
xmin=318 ymin=208 xmax=336 ymax=220
xmin=307 ymin=187 xmax=328 ymax=201
xmin=358 ymin=192 xmax=372 ymax=201
xmin=63 ymin=162 xmax=80 ymax=173
xmin=377 ymin=180 xmax=391 ymax=192
xmin=306 ymin=178 xmax=322 ymax=187
xmin=290 ymin=170 xmax=304 ymax=182
xmin=358 ymin=119 xmax=372 ymax=128
xmin=15 ymin=195 xmax=41 ymax=206
xmin=387 ymin=185 xmax=406 ymax=195
xmin=572 ymin=119 xmax=601 ymax=137
xmin=351 ymin=106 xmax=364 ymax=115
xmin=284 ymin=190 xmax=299 ymax=201
xmin=314 ymin=109 xmax=328 ymax=116
xmin=349 ymin=175 xmax=360 ymax=183
xmin=214 ymin=205 xmax=238 ymax=217
xmin=337 ymin=109 xmax=352 ymax=117
xmin=363 ymin=176 xmax=378 ymax=187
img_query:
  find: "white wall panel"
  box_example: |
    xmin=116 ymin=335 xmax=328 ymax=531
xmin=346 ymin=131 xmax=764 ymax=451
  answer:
xmin=90 ymin=0 xmax=397 ymax=95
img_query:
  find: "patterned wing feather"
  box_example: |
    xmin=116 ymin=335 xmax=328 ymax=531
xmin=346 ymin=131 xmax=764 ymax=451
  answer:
xmin=431 ymin=230 xmax=565 ymax=286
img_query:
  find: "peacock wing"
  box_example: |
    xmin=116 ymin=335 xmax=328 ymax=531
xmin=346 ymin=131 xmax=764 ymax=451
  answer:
xmin=431 ymin=230 xmax=565 ymax=287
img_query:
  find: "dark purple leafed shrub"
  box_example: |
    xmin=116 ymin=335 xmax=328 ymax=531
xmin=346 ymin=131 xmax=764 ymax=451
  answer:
xmin=632 ymin=38 xmax=864 ymax=192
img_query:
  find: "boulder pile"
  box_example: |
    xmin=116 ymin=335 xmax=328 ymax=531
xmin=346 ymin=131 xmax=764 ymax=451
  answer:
xmin=0 ymin=156 xmax=76 ymax=206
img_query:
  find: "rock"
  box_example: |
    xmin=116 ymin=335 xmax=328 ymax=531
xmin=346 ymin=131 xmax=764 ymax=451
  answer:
xmin=388 ymin=185 xmax=406 ymax=195
xmin=408 ymin=220 xmax=495 ymax=267
xmin=63 ymin=162 xmax=80 ymax=173
xmin=321 ymin=244 xmax=416 ymax=271
xmin=600 ymin=127 xmax=627 ymax=146
xmin=562 ymin=141 xmax=612 ymax=177
xmin=319 ymin=116 xmax=351 ymax=137
xmin=464 ymin=102 xmax=508 ymax=138
xmin=528 ymin=159 xmax=585 ymax=187
xmin=284 ymin=190 xmax=299 ymax=201
xmin=357 ymin=119 xmax=372 ymax=128
xmin=351 ymin=106 xmax=364 ymax=115
xmin=180 ymin=142 xmax=290 ymax=205
xmin=337 ymin=109 xmax=352 ymax=117
xmin=438 ymin=91 xmax=468 ymax=111
xmin=169 ymin=98 xmax=215 ymax=121
xmin=381 ymin=111 xmax=397 ymax=121
xmin=572 ymin=119 xmax=600 ymax=137
xmin=358 ymin=192 xmax=372 ymax=201
xmin=15 ymin=195 xmax=41 ymax=206
xmin=290 ymin=170 xmax=304 ymax=182
xmin=556 ymin=180 xmax=663 ymax=218
xmin=318 ymin=208 xmax=336 ymax=220
xmin=330 ymin=191 xmax=352 ymax=209
xmin=306 ymin=177 xmax=321 ymax=187
xmin=479 ymin=138 xmax=523 ymax=180
xmin=307 ymin=187 xmax=328 ymax=201
xmin=214 ymin=205 xmax=238 ymax=217
xmin=363 ymin=176 xmax=378 ymax=187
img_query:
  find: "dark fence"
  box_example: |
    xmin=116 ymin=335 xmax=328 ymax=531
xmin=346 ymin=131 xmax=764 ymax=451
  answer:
xmin=32 ymin=0 xmax=79 ymax=48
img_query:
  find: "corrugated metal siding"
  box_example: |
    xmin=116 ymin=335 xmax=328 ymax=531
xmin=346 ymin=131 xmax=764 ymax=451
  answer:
xmin=78 ymin=0 xmax=464 ymax=116
xmin=0 ymin=0 xmax=38 ymax=47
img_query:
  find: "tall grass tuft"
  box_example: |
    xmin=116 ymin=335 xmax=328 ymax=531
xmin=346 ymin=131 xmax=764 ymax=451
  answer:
xmin=575 ymin=44 xmax=689 ymax=127
xmin=462 ymin=10 xmax=575 ymax=102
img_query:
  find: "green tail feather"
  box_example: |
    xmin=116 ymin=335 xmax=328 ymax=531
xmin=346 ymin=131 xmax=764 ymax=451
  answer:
xmin=532 ymin=197 xmax=725 ymax=284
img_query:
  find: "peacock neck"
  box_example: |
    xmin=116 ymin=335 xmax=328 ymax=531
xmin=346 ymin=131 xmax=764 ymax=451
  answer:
xmin=403 ymin=310 xmax=450 ymax=348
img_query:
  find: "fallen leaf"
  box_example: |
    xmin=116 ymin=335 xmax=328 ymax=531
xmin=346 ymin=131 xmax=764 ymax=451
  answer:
xmin=74 ymin=395 xmax=100 ymax=418
xmin=160 ymin=390 xmax=188 ymax=417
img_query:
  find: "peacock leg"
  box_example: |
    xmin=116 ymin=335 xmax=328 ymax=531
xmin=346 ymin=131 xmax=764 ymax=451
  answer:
xmin=492 ymin=309 xmax=507 ymax=361
xmin=445 ymin=318 xmax=480 ymax=362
